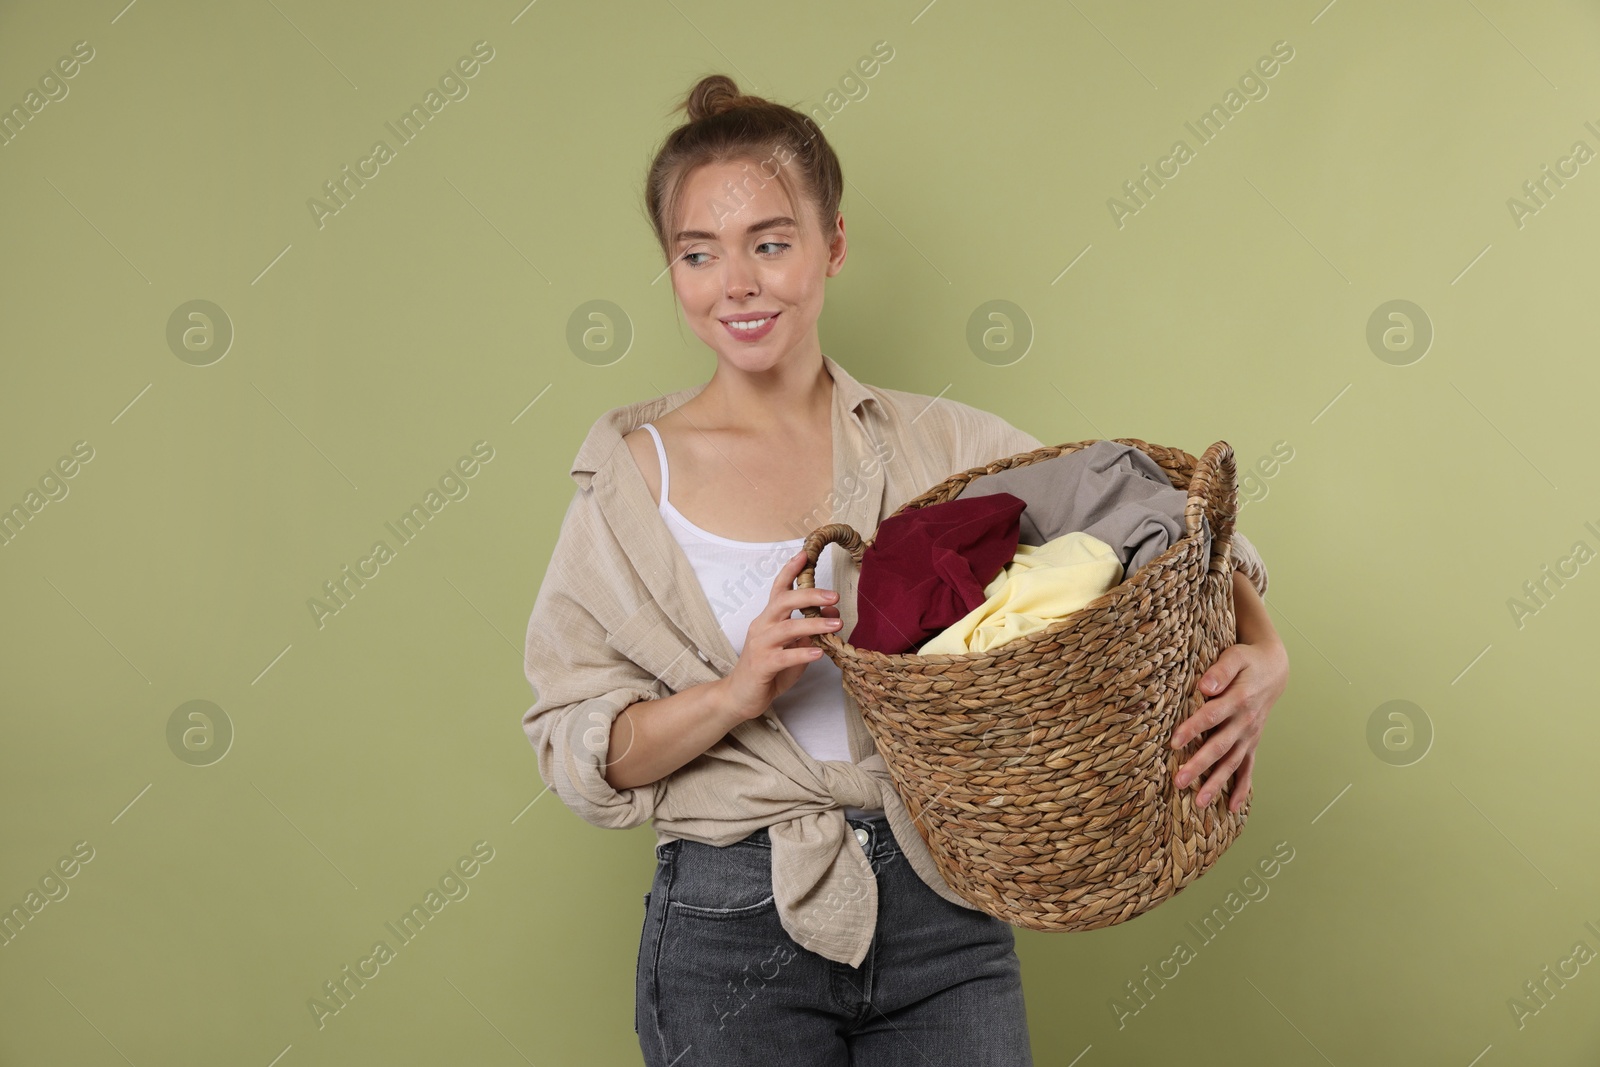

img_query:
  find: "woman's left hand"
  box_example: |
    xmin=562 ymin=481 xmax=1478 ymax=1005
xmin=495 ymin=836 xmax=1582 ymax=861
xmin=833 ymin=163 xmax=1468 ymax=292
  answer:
xmin=1170 ymin=576 xmax=1290 ymax=813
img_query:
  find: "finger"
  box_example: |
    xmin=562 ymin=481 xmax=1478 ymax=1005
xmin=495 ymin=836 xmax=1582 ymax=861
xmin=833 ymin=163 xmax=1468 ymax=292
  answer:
xmin=1197 ymin=649 xmax=1244 ymax=699
xmin=1172 ymin=684 xmax=1244 ymax=749
xmin=1226 ymin=750 xmax=1257 ymax=813
xmin=1175 ymin=713 xmax=1246 ymax=788
xmin=773 ymin=546 xmax=823 ymax=592
xmin=773 ymin=615 xmax=844 ymax=646
xmin=767 ymin=549 xmax=837 ymax=615
xmin=767 ymin=639 xmax=826 ymax=667
xmin=768 ymin=588 xmax=844 ymax=630
xmin=1196 ymin=742 xmax=1250 ymax=807
xmin=775 ymin=547 xmax=811 ymax=587
xmin=771 ymin=589 xmax=841 ymax=626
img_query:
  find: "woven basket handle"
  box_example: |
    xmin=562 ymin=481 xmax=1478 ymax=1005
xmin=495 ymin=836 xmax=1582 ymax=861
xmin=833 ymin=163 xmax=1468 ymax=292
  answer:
xmin=792 ymin=524 xmax=863 ymax=648
xmin=1186 ymin=440 xmax=1238 ymax=579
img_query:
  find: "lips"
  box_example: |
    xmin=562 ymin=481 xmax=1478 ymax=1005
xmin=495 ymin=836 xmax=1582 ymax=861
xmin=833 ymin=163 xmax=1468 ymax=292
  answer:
xmin=720 ymin=311 xmax=779 ymax=342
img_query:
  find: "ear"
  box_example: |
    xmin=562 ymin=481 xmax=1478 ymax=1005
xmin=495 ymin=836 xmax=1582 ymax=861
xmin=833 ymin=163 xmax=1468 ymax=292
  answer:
xmin=825 ymin=211 xmax=847 ymax=277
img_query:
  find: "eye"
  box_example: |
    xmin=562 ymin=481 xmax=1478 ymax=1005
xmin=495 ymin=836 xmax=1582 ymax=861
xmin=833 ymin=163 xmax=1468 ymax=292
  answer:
xmin=681 ymin=251 xmax=711 ymax=267
xmin=757 ymin=241 xmax=791 ymax=255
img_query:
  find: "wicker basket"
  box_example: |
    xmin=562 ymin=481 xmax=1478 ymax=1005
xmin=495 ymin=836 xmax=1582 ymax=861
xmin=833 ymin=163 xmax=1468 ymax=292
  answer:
xmin=796 ymin=437 xmax=1248 ymax=932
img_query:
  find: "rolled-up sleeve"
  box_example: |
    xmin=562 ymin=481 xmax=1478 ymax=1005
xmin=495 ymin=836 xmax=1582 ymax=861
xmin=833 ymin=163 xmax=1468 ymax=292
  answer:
xmin=521 ymin=491 xmax=668 ymax=830
xmin=1228 ymin=528 xmax=1269 ymax=599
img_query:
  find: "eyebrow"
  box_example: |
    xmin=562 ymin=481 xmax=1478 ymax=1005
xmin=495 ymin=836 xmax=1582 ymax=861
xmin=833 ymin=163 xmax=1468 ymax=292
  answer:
xmin=674 ymin=216 xmax=797 ymax=244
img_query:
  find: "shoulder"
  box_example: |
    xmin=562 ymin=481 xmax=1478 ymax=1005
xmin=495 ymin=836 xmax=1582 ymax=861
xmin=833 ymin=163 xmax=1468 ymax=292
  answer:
xmin=569 ymin=379 xmax=703 ymax=485
xmin=619 ymin=426 xmax=660 ymax=505
xmin=863 ymin=384 xmax=1043 ymax=471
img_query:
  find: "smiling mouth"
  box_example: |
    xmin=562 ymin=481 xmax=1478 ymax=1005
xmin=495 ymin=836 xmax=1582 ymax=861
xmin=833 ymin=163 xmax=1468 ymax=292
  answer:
xmin=723 ymin=313 xmax=777 ymax=331
xmin=720 ymin=312 xmax=780 ymax=340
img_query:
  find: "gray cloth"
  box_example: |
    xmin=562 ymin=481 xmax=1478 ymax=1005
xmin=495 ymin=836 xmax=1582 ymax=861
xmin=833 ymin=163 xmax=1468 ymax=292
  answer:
xmin=953 ymin=440 xmax=1211 ymax=577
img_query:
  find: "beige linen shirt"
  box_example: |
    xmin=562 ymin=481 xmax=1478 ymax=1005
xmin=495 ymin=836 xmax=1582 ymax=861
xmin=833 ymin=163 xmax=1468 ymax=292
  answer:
xmin=521 ymin=353 xmax=1268 ymax=968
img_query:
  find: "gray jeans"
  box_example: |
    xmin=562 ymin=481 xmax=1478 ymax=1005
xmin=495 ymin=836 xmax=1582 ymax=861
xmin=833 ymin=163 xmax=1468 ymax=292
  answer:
xmin=635 ymin=812 xmax=1034 ymax=1065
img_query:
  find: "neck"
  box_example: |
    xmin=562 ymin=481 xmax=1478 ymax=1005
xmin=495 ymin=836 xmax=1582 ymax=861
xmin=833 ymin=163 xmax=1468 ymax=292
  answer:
xmin=694 ymin=350 xmax=834 ymax=434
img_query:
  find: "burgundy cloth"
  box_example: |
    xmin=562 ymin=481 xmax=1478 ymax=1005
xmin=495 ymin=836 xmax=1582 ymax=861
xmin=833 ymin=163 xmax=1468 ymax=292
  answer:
xmin=848 ymin=493 xmax=1027 ymax=654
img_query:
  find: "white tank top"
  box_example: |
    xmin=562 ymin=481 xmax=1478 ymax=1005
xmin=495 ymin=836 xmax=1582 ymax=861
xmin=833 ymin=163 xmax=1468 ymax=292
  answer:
xmin=639 ymin=422 xmax=879 ymax=819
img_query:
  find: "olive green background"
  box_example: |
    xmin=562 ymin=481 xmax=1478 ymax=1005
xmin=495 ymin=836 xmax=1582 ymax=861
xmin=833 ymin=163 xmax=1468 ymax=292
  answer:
xmin=3 ymin=0 xmax=1598 ymax=1063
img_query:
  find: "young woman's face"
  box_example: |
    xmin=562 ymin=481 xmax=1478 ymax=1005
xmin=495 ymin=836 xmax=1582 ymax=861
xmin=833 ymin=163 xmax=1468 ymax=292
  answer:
xmin=668 ymin=158 xmax=846 ymax=373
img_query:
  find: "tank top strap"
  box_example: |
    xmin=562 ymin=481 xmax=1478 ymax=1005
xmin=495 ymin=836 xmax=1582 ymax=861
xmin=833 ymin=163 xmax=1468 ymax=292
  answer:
xmin=639 ymin=422 xmax=670 ymax=508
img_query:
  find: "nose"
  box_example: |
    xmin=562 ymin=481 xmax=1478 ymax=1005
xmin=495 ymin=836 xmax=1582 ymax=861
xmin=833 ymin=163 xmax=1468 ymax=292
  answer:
xmin=723 ymin=257 xmax=758 ymax=300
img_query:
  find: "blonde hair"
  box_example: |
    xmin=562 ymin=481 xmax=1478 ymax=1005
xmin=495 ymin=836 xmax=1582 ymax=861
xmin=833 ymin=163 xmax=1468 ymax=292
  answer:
xmin=643 ymin=74 xmax=844 ymax=262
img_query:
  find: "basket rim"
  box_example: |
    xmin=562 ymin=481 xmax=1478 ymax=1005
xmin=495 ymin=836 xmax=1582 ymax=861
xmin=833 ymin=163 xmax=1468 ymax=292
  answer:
xmin=799 ymin=437 xmax=1236 ymax=665
xmin=825 ymin=512 xmax=1214 ymax=666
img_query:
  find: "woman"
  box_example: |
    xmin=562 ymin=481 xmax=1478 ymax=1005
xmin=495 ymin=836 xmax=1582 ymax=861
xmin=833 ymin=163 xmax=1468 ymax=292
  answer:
xmin=521 ymin=74 xmax=1289 ymax=1066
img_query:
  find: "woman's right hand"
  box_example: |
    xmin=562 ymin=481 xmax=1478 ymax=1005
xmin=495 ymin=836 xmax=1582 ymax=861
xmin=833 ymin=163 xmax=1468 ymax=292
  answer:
xmin=717 ymin=548 xmax=843 ymax=724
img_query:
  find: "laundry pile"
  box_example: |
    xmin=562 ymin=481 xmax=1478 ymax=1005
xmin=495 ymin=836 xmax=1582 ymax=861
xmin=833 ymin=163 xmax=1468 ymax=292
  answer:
xmin=849 ymin=441 xmax=1212 ymax=655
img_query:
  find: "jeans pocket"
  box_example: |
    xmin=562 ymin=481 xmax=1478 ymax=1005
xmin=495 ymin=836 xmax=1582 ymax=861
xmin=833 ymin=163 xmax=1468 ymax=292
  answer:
xmin=665 ymin=841 xmax=776 ymax=920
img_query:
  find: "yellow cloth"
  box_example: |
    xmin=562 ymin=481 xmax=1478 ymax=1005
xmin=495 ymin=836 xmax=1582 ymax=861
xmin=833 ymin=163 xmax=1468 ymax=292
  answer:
xmin=917 ymin=531 xmax=1124 ymax=655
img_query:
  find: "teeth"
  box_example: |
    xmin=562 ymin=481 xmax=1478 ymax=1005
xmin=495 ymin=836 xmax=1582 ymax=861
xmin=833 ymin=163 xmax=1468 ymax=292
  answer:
xmin=727 ymin=317 xmax=771 ymax=331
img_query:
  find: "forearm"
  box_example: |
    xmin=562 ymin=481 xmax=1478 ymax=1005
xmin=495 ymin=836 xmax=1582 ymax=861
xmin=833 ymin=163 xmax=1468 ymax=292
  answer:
xmin=1233 ymin=568 xmax=1280 ymax=648
xmin=602 ymin=677 xmax=744 ymax=791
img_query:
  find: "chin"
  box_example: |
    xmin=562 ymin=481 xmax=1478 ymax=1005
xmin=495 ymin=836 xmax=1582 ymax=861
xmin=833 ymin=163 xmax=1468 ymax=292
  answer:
xmin=712 ymin=350 xmax=777 ymax=374
xmin=705 ymin=331 xmax=790 ymax=369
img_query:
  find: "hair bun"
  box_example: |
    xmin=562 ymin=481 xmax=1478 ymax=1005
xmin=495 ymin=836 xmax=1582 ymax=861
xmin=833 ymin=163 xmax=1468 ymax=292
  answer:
xmin=684 ymin=74 xmax=757 ymax=122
